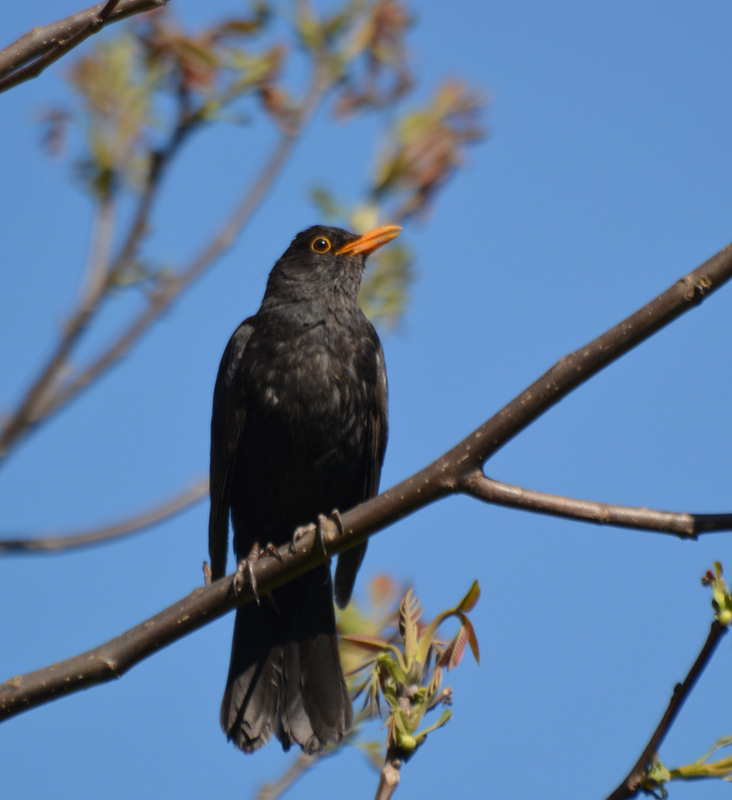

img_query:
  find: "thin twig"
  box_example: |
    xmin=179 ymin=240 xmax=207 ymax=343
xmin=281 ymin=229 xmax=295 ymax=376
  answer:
xmin=0 ymin=479 xmax=207 ymax=554
xmin=255 ymin=754 xmax=316 ymax=800
xmin=255 ymin=707 xmax=378 ymax=800
xmin=1 ymin=241 xmax=732 ymax=722
xmin=605 ymin=620 xmax=728 ymax=800
xmin=463 ymin=473 xmax=732 ymax=538
xmin=0 ymin=0 xmax=167 ymax=94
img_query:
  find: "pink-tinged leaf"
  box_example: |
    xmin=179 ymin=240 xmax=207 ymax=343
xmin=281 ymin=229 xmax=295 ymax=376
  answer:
xmin=438 ymin=625 xmax=468 ymax=670
xmin=427 ymin=665 xmax=444 ymax=697
xmin=457 ymin=580 xmax=480 ymax=613
xmin=462 ymin=616 xmax=480 ymax=666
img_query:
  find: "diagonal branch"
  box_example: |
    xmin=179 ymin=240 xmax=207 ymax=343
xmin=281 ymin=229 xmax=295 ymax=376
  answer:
xmin=605 ymin=620 xmax=728 ymax=800
xmin=0 ymin=515 xmax=323 ymax=721
xmin=0 ymin=479 xmax=207 ymax=554
xmin=0 ymin=88 xmax=197 ymax=464
xmin=335 ymin=243 xmax=732 ymax=543
xmin=463 ymin=474 xmax=732 ymax=538
xmin=43 ymin=117 xmax=310 ymax=412
xmin=2 ymin=241 xmax=732 ymax=721
xmin=0 ymin=0 xmax=168 ymax=94
xmin=0 ymin=194 xmax=117 ymax=462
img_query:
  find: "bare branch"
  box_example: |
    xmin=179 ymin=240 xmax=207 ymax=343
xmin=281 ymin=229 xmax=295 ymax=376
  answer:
xmin=0 ymin=87 xmax=201 ymax=464
xmin=605 ymin=620 xmax=728 ymax=800
xmin=0 ymin=479 xmax=207 ymax=555
xmin=2 ymin=241 xmax=732 ymax=722
xmin=0 ymin=194 xmax=118 ymax=463
xmin=464 ymin=473 xmax=732 ymax=539
xmin=0 ymin=0 xmax=168 ymax=94
xmin=441 ymin=244 xmax=732 ymax=479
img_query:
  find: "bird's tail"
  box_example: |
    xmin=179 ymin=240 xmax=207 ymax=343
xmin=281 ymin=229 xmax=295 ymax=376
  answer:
xmin=220 ymin=563 xmax=353 ymax=753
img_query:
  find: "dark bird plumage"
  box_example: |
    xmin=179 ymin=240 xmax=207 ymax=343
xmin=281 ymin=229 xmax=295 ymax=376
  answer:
xmin=208 ymin=224 xmax=399 ymax=753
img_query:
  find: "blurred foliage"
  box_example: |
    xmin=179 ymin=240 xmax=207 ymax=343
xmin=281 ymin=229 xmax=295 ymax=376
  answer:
xmin=343 ymin=578 xmax=480 ymax=755
xmin=312 ymin=76 xmax=485 ymax=326
xmin=255 ymin=576 xmax=481 ymax=800
xmin=39 ymin=0 xmax=486 ymax=325
xmin=65 ymin=35 xmax=157 ymax=199
xmin=643 ymin=737 xmax=732 ymax=798
xmin=373 ymin=80 xmax=485 ymax=217
xmin=310 ymin=188 xmax=414 ymax=329
xmin=702 ymin=561 xmax=732 ymax=627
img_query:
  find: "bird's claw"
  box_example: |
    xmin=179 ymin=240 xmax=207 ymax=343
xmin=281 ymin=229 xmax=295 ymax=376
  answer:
xmin=261 ymin=542 xmax=284 ymax=562
xmin=232 ymin=542 xmax=281 ymax=605
xmin=289 ymin=509 xmax=343 ymax=557
xmin=328 ymin=508 xmax=344 ymax=537
xmin=233 ymin=543 xmax=261 ymax=604
xmin=290 ymin=522 xmax=314 ymax=555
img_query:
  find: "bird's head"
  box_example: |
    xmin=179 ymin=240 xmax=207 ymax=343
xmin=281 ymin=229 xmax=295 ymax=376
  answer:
xmin=262 ymin=224 xmax=402 ymax=307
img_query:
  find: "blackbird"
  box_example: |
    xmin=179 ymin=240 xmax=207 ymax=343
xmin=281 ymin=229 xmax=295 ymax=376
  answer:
xmin=208 ymin=224 xmax=400 ymax=753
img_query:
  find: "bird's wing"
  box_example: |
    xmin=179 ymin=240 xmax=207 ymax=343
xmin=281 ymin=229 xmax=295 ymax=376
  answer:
xmin=334 ymin=342 xmax=389 ymax=607
xmin=208 ymin=322 xmax=254 ymax=581
xmin=365 ymin=344 xmax=389 ymax=499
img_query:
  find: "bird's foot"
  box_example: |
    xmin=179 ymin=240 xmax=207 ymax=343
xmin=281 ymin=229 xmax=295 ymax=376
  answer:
xmin=232 ymin=542 xmax=282 ymax=605
xmin=290 ymin=509 xmax=343 ymax=556
xmin=327 ymin=508 xmax=344 ymax=538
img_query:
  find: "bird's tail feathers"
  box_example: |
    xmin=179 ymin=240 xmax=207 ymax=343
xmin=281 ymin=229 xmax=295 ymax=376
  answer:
xmin=220 ymin=565 xmax=352 ymax=753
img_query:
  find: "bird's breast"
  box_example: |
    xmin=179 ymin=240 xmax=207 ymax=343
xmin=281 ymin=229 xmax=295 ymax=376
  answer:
xmin=246 ymin=316 xmax=375 ymax=446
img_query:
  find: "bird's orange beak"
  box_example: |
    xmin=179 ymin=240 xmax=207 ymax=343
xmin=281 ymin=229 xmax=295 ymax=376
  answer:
xmin=334 ymin=224 xmax=402 ymax=257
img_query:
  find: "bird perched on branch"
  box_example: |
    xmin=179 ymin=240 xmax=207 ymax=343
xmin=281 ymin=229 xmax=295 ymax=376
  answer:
xmin=208 ymin=224 xmax=400 ymax=753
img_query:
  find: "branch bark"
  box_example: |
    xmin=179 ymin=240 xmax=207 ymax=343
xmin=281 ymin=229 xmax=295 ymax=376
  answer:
xmin=375 ymin=746 xmax=406 ymax=800
xmin=0 ymin=0 xmax=168 ymax=94
xmin=2 ymin=241 xmax=732 ymax=721
xmin=464 ymin=474 xmax=732 ymax=538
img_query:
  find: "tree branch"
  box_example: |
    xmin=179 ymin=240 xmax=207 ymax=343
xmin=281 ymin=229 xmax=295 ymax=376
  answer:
xmin=2 ymin=241 xmax=732 ymax=721
xmin=0 ymin=478 xmax=207 ymax=554
xmin=0 ymin=194 xmax=117 ymax=462
xmin=605 ymin=620 xmax=728 ymax=800
xmin=0 ymin=89 xmax=197 ymax=464
xmin=0 ymin=0 xmax=168 ymax=94
xmin=0 ymin=512 xmax=332 ymax=721
xmin=463 ymin=474 xmax=732 ymax=538
xmin=0 ymin=63 xmax=326 ymax=463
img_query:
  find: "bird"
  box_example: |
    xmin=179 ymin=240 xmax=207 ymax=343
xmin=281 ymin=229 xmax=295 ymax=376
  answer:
xmin=208 ymin=224 xmax=400 ymax=753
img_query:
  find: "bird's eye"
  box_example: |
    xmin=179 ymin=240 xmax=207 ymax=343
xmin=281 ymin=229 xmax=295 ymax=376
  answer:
xmin=310 ymin=236 xmax=331 ymax=253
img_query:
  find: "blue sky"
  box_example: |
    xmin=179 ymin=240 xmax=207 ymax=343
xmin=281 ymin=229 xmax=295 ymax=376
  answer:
xmin=2 ymin=2 xmax=732 ymax=799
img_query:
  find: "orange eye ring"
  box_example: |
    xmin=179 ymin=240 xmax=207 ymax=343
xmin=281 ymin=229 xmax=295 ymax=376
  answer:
xmin=310 ymin=236 xmax=332 ymax=253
